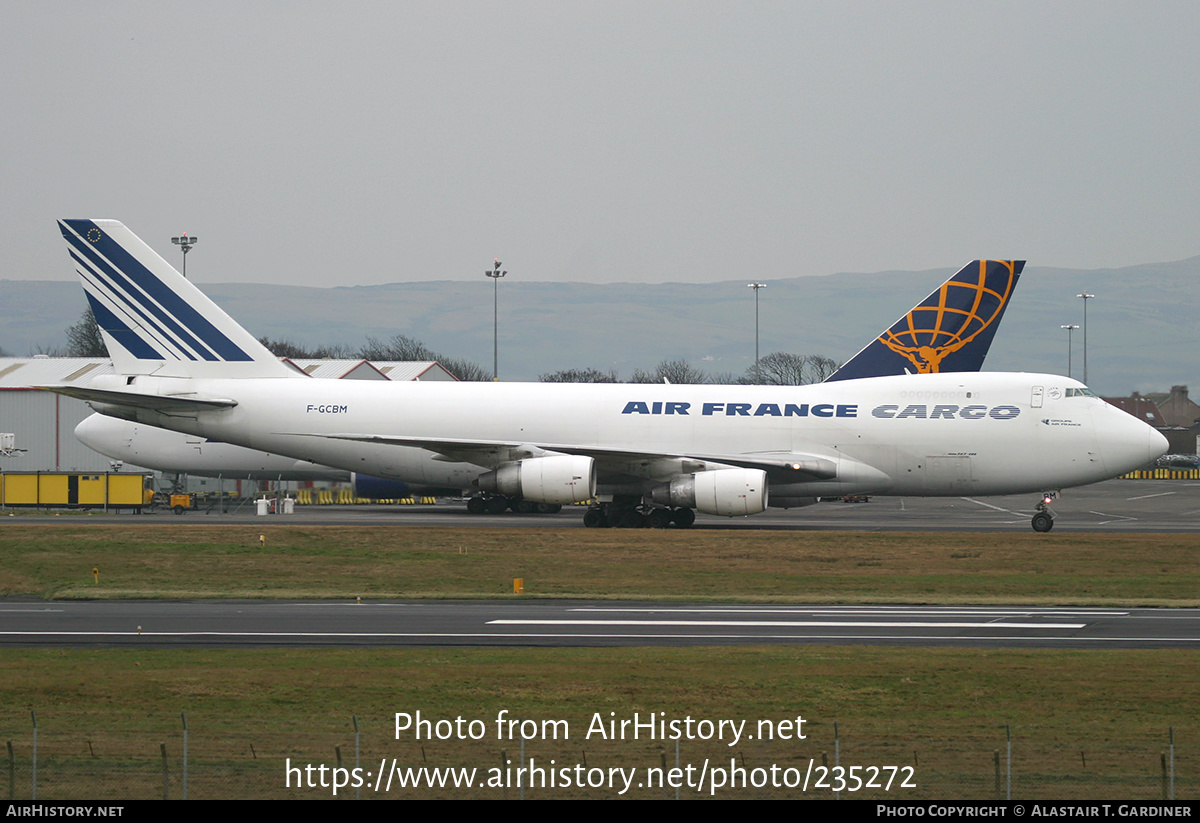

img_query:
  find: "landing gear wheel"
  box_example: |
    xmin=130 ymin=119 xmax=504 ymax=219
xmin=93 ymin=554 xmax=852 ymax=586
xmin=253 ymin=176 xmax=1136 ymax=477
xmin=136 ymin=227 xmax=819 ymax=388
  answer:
xmin=1031 ymin=511 xmax=1054 ymax=532
xmin=671 ymin=507 xmax=696 ymax=528
xmin=646 ymin=508 xmax=673 ymax=529
xmin=613 ymin=510 xmax=646 ymax=529
xmin=485 ymin=496 xmax=509 ymax=515
xmin=467 ymin=496 xmax=486 ymax=514
xmin=1031 ymin=492 xmax=1057 ymax=533
xmin=583 ymin=508 xmax=608 ymax=529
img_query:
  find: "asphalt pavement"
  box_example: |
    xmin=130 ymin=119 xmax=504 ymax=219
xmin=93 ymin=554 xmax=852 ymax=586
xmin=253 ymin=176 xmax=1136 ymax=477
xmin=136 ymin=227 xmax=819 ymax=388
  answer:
xmin=44 ymin=477 xmax=1199 ymax=533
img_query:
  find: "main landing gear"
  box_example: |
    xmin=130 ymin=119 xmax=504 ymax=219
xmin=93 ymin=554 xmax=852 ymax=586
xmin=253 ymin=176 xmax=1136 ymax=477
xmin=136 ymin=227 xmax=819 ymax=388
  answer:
xmin=582 ymin=497 xmax=695 ymax=529
xmin=466 ymin=495 xmax=562 ymax=515
xmin=1031 ymin=492 xmax=1057 ymax=532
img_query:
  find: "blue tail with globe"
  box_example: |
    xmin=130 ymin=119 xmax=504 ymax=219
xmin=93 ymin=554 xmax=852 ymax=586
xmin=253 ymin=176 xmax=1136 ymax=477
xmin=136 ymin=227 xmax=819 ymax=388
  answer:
xmin=826 ymin=260 xmax=1024 ymax=382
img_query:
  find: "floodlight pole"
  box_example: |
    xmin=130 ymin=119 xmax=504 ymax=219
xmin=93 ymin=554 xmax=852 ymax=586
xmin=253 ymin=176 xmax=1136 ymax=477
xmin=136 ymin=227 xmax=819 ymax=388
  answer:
xmin=485 ymin=260 xmax=507 ymax=381
xmin=1076 ymin=292 xmax=1094 ymax=385
xmin=1061 ymin=324 xmax=1079 ymax=379
xmin=171 ymin=233 xmax=198 ymax=279
xmin=748 ymin=282 xmax=766 ymax=383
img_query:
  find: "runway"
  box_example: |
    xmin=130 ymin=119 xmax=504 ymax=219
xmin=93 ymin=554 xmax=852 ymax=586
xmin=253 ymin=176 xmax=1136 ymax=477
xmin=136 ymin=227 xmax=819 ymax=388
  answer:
xmin=3 ymin=600 xmax=1198 ymax=649
xmin=40 ymin=478 xmax=1199 ymax=532
xmin=5 ymin=478 xmax=1195 ymax=651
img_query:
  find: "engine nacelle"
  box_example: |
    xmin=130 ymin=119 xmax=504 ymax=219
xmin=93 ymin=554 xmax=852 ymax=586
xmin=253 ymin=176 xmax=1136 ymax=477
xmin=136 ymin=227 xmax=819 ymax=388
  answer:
xmin=476 ymin=455 xmax=596 ymax=504
xmin=650 ymin=468 xmax=768 ymax=516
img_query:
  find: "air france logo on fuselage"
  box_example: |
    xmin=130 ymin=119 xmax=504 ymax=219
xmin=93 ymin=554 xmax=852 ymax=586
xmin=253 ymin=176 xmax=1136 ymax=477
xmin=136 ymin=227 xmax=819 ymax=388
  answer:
xmin=620 ymin=400 xmax=1022 ymax=421
xmin=621 ymin=401 xmax=858 ymax=418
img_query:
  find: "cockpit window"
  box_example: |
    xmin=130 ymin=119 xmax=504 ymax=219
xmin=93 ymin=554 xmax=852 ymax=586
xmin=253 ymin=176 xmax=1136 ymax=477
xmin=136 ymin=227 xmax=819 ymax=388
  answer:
xmin=1066 ymin=387 xmax=1097 ymax=398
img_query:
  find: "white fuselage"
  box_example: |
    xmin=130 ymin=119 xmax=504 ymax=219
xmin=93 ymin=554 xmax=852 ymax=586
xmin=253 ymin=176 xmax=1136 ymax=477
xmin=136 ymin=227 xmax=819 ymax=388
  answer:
xmin=90 ymin=371 xmax=1166 ymax=501
xmin=74 ymin=415 xmax=350 ymax=480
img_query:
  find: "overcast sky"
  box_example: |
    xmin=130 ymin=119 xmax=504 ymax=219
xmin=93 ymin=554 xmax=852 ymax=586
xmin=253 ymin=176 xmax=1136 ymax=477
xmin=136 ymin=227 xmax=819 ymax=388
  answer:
xmin=2 ymin=1 xmax=1197 ymax=288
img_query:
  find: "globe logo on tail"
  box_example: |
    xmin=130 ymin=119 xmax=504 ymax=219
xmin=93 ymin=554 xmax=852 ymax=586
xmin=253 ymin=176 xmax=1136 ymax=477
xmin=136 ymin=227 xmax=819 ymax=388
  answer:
xmin=878 ymin=260 xmax=1020 ymax=374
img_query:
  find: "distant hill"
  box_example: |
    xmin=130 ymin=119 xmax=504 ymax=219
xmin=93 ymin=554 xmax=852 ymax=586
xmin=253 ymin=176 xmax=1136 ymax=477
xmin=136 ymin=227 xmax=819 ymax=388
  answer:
xmin=4 ymin=256 xmax=1197 ymax=394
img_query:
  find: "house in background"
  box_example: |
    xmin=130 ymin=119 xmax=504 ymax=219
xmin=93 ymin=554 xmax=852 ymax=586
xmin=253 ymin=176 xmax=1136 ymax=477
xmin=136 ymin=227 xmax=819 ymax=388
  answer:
xmin=1104 ymin=386 xmax=1199 ymax=457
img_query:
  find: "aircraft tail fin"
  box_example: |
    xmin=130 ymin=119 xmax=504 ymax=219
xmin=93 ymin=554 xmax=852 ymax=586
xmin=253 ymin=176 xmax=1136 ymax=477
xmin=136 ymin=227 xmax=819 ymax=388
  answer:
xmin=825 ymin=260 xmax=1024 ymax=382
xmin=58 ymin=219 xmax=299 ymax=379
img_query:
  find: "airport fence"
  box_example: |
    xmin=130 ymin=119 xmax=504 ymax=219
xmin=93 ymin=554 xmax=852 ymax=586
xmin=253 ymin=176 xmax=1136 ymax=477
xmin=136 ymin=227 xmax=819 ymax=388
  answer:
xmin=2 ymin=712 xmax=1193 ymax=800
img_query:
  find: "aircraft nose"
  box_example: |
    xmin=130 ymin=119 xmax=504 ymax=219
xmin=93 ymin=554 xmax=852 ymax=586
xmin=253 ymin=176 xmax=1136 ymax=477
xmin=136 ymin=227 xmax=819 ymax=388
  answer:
xmin=1148 ymin=426 xmax=1169 ymax=463
xmin=1097 ymin=405 xmax=1169 ymax=475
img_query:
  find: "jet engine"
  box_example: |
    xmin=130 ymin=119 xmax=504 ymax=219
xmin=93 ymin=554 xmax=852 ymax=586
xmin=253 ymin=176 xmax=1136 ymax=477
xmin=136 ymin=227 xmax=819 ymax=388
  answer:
xmin=650 ymin=468 xmax=768 ymax=516
xmin=475 ymin=455 xmax=596 ymax=504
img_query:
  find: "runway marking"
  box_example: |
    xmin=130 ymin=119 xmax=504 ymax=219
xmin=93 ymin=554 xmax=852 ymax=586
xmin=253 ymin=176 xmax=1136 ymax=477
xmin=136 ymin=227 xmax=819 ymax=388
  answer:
xmin=1126 ymin=491 xmax=1177 ymax=501
xmin=487 ymin=619 xmax=1087 ymax=629
xmin=1089 ymin=510 xmax=1138 ymax=524
xmin=961 ymin=498 xmax=1024 ymax=516
xmin=1127 ymin=613 xmax=1200 ymax=620
xmin=572 ymin=607 xmax=1124 ymax=616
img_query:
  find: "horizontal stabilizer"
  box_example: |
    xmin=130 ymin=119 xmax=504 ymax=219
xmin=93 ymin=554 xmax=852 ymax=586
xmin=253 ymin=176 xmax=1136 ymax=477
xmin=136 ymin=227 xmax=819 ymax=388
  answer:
xmin=39 ymin=384 xmax=237 ymax=413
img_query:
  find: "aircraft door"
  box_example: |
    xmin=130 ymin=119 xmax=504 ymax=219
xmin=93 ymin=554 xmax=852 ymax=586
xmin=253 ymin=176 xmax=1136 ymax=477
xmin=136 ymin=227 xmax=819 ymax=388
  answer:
xmin=924 ymin=455 xmax=975 ymax=491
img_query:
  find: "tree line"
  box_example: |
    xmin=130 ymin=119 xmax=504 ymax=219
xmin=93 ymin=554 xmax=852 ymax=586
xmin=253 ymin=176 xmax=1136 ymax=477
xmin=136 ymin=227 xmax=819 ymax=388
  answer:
xmin=540 ymin=353 xmax=838 ymax=385
xmin=44 ymin=309 xmax=496 ymax=381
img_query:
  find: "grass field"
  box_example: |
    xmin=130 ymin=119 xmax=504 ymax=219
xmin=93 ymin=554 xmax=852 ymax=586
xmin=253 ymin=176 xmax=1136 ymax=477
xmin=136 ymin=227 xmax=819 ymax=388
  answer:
xmin=0 ymin=523 xmax=1196 ymax=799
xmin=1 ymin=646 xmax=1195 ymax=800
xmin=1 ymin=523 xmax=1197 ymax=605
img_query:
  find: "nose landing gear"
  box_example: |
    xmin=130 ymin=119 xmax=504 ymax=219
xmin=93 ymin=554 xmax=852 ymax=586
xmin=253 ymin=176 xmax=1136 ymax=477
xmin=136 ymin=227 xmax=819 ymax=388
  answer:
xmin=1031 ymin=492 xmax=1057 ymax=532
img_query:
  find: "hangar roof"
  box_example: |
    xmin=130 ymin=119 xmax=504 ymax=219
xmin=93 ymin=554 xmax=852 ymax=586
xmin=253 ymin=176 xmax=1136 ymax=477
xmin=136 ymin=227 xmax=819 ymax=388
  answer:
xmin=0 ymin=357 xmax=457 ymax=388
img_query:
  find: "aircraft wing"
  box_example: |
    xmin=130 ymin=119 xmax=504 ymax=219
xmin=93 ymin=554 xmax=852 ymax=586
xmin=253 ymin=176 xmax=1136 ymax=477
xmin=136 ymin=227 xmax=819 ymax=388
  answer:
xmin=280 ymin=432 xmax=841 ymax=482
